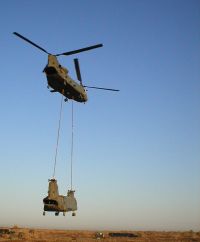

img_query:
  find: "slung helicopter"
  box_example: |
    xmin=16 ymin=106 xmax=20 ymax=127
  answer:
xmin=43 ymin=179 xmax=77 ymax=216
xmin=13 ymin=32 xmax=119 ymax=102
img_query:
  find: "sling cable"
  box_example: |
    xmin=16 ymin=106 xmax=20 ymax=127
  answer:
xmin=42 ymin=92 xmax=77 ymax=217
xmin=53 ymin=95 xmax=75 ymax=188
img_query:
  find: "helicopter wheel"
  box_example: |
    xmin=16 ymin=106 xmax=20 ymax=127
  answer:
xmin=55 ymin=212 xmax=59 ymax=216
xmin=43 ymin=211 xmax=45 ymax=216
xmin=63 ymin=212 xmax=66 ymax=216
xmin=72 ymin=212 xmax=76 ymax=217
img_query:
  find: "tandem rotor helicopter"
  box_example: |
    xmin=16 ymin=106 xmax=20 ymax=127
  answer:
xmin=43 ymin=179 xmax=77 ymax=216
xmin=13 ymin=32 xmax=119 ymax=102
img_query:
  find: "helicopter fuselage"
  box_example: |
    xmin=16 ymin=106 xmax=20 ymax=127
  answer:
xmin=44 ymin=55 xmax=88 ymax=102
xmin=43 ymin=179 xmax=77 ymax=216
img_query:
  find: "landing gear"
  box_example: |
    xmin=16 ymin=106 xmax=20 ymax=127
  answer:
xmin=43 ymin=211 xmax=45 ymax=216
xmin=72 ymin=212 xmax=76 ymax=217
xmin=55 ymin=212 xmax=59 ymax=216
xmin=64 ymin=98 xmax=68 ymax=102
xmin=63 ymin=212 xmax=66 ymax=216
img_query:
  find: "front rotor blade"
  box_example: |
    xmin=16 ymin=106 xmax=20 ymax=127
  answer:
xmin=74 ymin=58 xmax=83 ymax=85
xmin=84 ymin=85 xmax=119 ymax=92
xmin=56 ymin=44 xmax=103 ymax=56
xmin=13 ymin=32 xmax=50 ymax=54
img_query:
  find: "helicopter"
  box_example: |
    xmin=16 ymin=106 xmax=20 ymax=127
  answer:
xmin=13 ymin=32 xmax=119 ymax=102
xmin=43 ymin=179 xmax=77 ymax=216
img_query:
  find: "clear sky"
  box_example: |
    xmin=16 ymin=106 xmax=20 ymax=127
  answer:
xmin=0 ymin=0 xmax=199 ymax=231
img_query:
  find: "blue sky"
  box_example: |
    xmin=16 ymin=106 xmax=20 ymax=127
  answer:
xmin=0 ymin=0 xmax=199 ymax=231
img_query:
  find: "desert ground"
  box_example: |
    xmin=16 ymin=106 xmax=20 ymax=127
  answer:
xmin=0 ymin=227 xmax=200 ymax=242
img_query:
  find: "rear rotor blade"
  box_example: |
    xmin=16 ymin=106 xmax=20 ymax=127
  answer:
xmin=74 ymin=58 xmax=83 ymax=85
xmin=83 ymin=85 xmax=119 ymax=92
xmin=13 ymin=32 xmax=50 ymax=54
xmin=56 ymin=44 xmax=103 ymax=56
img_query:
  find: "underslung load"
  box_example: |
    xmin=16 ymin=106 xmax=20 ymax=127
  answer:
xmin=43 ymin=179 xmax=77 ymax=216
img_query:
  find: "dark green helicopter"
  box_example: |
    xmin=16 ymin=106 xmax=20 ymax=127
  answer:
xmin=13 ymin=32 xmax=119 ymax=102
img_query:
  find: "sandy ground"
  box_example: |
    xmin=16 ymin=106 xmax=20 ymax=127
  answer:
xmin=0 ymin=227 xmax=200 ymax=242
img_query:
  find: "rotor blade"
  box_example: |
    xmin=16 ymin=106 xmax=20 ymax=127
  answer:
xmin=74 ymin=58 xmax=83 ymax=85
xmin=83 ymin=85 xmax=119 ymax=92
xmin=56 ymin=44 xmax=103 ymax=56
xmin=13 ymin=32 xmax=50 ymax=54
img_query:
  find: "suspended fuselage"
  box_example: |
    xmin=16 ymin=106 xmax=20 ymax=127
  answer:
xmin=44 ymin=55 xmax=88 ymax=103
xmin=43 ymin=179 xmax=77 ymax=216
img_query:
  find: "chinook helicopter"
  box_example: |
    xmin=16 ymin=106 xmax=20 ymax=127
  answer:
xmin=13 ymin=32 xmax=119 ymax=102
xmin=43 ymin=179 xmax=77 ymax=216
